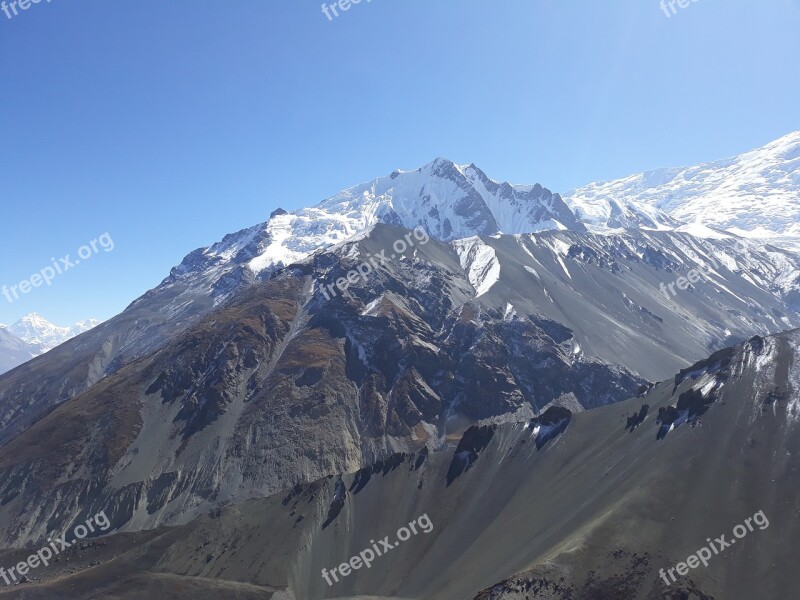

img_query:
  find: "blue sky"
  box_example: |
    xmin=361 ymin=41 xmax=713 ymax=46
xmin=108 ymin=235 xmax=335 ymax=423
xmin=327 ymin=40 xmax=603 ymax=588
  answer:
xmin=1 ymin=0 xmax=798 ymax=325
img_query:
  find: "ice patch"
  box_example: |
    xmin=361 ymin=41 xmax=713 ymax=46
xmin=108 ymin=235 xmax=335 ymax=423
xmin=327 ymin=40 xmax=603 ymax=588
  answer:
xmin=676 ymin=222 xmax=732 ymax=240
xmin=699 ymin=377 xmax=717 ymax=397
xmin=524 ymin=265 xmax=541 ymax=280
xmin=361 ymin=296 xmax=383 ymax=316
xmin=504 ymin=303 xmax=516 ymax=321
xmin=556 ymin=255 xmax=572 ymax=280
xmin=454 ymin=238 xmax=501 ymax=297
xmin=550 ymin=238 xmax=573 ymax=257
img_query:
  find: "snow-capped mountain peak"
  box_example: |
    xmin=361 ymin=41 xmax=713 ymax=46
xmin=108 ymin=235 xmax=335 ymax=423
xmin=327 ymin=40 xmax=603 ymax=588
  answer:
xmin=566 ymin=131 xmax=800 ymax=247
xmin=167 ymin=158 xmax=586 ymax=296
xmin=315 ymin=156 xmax=585 ymax=240
xmin=3 ymin=313 xmax=100 ymax=355
xmin=161 ymin=134 xmax=800 ymax=314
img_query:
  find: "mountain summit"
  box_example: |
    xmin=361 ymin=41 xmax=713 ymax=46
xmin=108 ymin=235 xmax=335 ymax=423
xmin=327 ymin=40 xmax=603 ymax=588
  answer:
xmin=0 ymin=314 xmax=100 ymax=374
xmin=168 ymin=158 xmax=587 ymax=287
xmin=174 ymin=133 xmax=800 ymax=299
xmin=5 ymin=313 xmax=99 ymax=354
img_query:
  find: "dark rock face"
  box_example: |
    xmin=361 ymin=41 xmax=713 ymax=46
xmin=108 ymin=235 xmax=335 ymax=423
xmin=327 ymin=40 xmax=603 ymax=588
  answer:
xmin=625 ymin=404 xmax=649 ymax=432
xmin=675 ymin=388 xmax=715 ymax=418
xmin=658 ymin=384 xmax=718 ymax=440
xmin=529 ymin=407 xmax=572 ymax=449
xmin=673 ymin=345 xmax=736 ymax=392
xmin=349 ymin=452 xmax=415 ymax=495
xmin=637 ymin=383 xmax=655 ymax=397
xmin=413 ymin=446 xmax=429 ymax=471
xmin=656 ymin=405 xmax=682 ymax=440
xmin=474 ymin=550 xmax=656 ymax=600
xmin=446 ymin=425 xmax=496 ymax=486
xmin=322 ymin=478 xmax=346 ymax=529
xmin=531 ymin=406 xmax=572 ymax=427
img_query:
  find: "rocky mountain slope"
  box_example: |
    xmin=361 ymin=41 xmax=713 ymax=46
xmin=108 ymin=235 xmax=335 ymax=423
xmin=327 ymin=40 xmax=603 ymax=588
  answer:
xmin=3 ymin=139 xmax=798 ymax=440
xmin=1 ymin=330 xmax=797 ymax=599
xmin=0 ymin=159 xmax=589 ymax=442
xmin=0 ymin=224 xmax=798 ymax=551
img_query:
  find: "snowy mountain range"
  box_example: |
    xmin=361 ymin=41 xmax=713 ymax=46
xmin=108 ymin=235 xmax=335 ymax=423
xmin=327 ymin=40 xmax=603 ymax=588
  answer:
xmin=167 ymin=157 xmax=584 ymax=292
xmin=0 ymin=314 xmax=99 ymax=374
xmin=168 ymin=132 xmax=800 ymax=301
xmin=566 ymin=131 xmax=800 ymax=247
xmin=2 ymin=132 xmax=798 ymax=382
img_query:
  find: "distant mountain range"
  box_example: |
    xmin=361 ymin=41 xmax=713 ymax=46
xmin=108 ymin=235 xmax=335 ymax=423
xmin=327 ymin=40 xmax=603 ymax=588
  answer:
xmin=0 ymin=314 xmax=99 ymax=374
xmin=0 ymin=133 xmax=799 ymax=598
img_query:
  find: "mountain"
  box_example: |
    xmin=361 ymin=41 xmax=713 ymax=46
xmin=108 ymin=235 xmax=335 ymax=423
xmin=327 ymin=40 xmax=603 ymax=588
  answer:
xmin=0 ymin=159 xmax=600 ymax=445
xmin=0 ymin=328 xmax=36 ymax=375
xmin=1 ymin=330 xmax=797 ymax=599
xmin=167 ymin=158 xmax=585 ymax=288
xmin=0 ymin=223 xmax=799 ymax=550
xmin=4 ymin=313 xmax=100 ymax=355
xmin=566 ymin=131 xmax=800 ymax=247
xmin=0 ymin=147 xmax=798 ymax=599
xmin=0 ymin=314 xmax=99 ymax=375
xmin=3 ymin=140 xmax=796 ymax=437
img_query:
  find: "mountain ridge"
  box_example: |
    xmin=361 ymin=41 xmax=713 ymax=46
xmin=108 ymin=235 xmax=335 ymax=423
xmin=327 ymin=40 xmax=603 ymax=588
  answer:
xmin=566 ymin=131 xmax=800 ymax=247
xmin=164 ymin=132 xmax=800 ymax=312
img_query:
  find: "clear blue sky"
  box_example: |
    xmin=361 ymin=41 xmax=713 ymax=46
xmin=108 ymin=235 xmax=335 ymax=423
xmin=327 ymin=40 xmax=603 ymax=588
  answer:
xmin=1 ymin=0 xmax=798 ymax=326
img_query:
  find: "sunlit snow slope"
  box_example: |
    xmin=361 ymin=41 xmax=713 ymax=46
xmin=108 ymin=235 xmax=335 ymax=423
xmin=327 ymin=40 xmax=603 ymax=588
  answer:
xmin=566 ymin=131 xmax=800 ymax=248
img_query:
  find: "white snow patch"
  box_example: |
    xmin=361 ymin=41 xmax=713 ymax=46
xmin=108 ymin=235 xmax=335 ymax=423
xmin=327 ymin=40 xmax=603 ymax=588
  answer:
xmin=676 ymin=222 xmax=732 ymax=240
xmin=453 ymin=238 xmax=501 ymax=297
xmin=361 ymin=296 xmax=384 ymax=316
xmin=700 ymin=377 xmax=717 ymax=396
xmin=524 ymin=265 xmax=541 ymax=280
xmin=504 ymin=303 xmax=516 ymax=321
xmin=556 ymin=255 xmax=572 ymax=280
